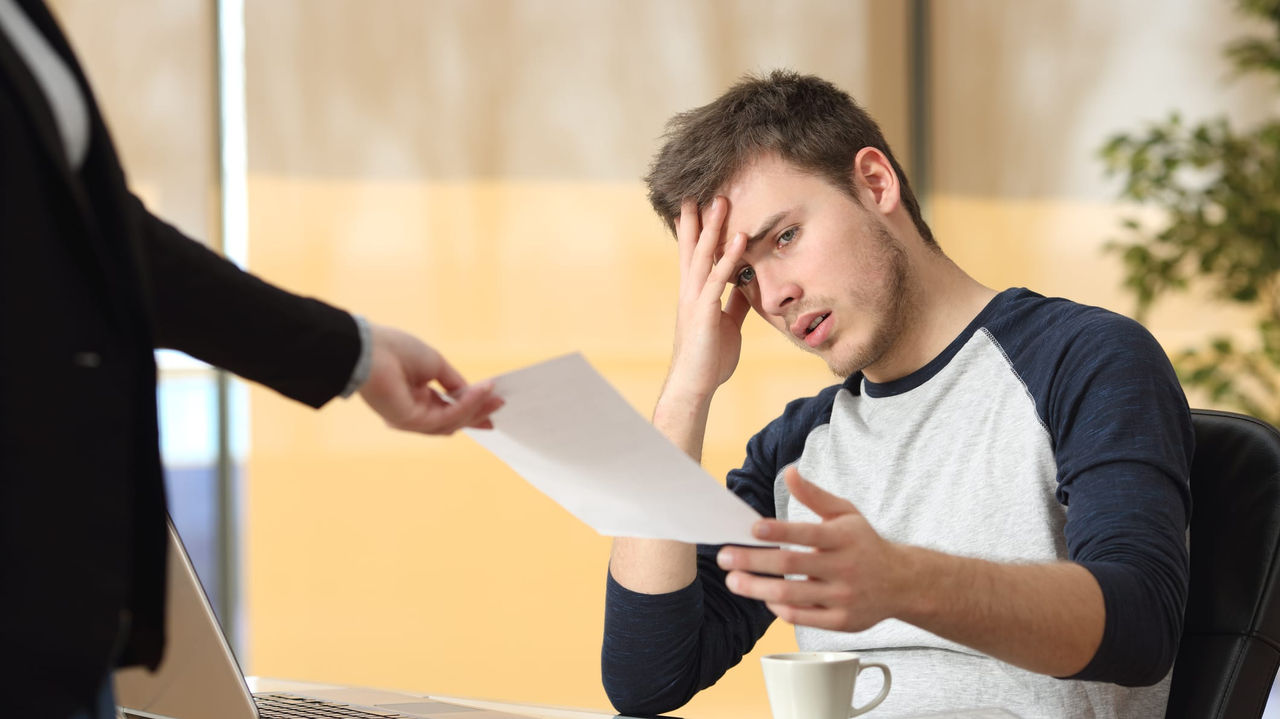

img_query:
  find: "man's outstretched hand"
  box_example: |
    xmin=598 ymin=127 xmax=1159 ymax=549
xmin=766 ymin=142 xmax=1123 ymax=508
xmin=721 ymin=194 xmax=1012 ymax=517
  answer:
xmin=716 ymin=465 xmax=906 ymax=632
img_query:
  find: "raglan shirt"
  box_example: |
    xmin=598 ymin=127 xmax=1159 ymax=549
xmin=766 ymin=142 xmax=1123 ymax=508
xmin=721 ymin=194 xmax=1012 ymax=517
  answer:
xmin=602 ymin=288 xmax=1193 ymax=719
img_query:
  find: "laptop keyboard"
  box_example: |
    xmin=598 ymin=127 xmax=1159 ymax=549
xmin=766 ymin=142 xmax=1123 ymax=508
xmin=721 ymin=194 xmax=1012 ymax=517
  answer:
xmin=255 ymin=693 xmax=403 ymax=718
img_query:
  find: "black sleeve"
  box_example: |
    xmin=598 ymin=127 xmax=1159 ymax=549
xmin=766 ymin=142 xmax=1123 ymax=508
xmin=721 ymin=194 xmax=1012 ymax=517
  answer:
xmin=131 ymin=195 xmax=360 ymax=408
xmin=1047 ymin=314 xmax=1194 ymax=686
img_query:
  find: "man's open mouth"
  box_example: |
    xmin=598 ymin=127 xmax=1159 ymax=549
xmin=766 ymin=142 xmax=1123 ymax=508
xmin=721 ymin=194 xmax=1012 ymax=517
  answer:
xmin=805 ymin=313 xmax=830 ymax=336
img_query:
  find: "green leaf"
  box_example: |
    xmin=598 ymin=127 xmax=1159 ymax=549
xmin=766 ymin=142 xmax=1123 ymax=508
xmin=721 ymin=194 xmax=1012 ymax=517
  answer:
xmin=1103 ymin=0 xmax=1280 ymax=422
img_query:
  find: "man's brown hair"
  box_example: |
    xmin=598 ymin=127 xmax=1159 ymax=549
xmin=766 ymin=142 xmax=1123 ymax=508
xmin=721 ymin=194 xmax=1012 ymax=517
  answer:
xmin=644 ymin=69 xmax=935 ymax=246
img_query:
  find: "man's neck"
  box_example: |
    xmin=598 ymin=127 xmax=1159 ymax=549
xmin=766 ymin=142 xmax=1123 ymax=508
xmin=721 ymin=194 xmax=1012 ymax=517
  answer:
xmin=862 ymin=244 xmax=997 ymax=385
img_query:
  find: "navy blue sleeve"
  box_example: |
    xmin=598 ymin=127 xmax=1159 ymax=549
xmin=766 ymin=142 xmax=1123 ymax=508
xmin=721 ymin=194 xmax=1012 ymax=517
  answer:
xmin=601 ymin=555 xmax=774 ymax=716
xmin=600 ymin=388 xmax=839 ymax=715
xmin=1029 ymin=310 xmax=1193 ymax=685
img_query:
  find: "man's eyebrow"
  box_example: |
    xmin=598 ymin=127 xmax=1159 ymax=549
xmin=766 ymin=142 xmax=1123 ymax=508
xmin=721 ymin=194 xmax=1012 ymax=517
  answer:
xmin=746 ymin=211 xmax=788 ymax=250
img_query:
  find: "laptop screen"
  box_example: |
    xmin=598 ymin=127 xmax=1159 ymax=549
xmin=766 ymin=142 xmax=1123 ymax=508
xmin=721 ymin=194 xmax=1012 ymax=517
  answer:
xmin=113 ymin=519 xmax=258 ymax=719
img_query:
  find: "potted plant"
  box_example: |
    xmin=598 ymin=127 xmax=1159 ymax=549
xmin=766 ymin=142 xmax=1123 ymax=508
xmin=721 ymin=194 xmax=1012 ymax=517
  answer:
xmin=1101 ymin=0 xmax=1280 ymax=424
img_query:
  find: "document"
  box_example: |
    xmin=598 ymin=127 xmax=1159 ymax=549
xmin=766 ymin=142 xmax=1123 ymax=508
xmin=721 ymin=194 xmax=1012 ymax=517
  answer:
xmin=463 ymin=353 xmax=768 ymax=546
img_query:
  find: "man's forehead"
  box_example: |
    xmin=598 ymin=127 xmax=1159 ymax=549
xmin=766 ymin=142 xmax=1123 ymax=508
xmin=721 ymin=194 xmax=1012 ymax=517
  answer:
xmin=711 ymin=208 xmax=794 ymax=263
xmin=701 ymin=154 xmax=818 ymax=253
xmin=718 ymin=160 xmax=819 ymax=218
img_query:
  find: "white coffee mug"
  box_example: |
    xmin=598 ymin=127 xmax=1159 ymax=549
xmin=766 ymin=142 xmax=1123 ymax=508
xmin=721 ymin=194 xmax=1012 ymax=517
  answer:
xmin=761 ymin=651 xmax=891 ymax=719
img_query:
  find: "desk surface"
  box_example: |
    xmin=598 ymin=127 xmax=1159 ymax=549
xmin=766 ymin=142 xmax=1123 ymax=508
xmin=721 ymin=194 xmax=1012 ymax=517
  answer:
xmin=250 ymin=677 xmax=1019 ymax=719
xmin=251 ymin=677 xmax=629 ymax=719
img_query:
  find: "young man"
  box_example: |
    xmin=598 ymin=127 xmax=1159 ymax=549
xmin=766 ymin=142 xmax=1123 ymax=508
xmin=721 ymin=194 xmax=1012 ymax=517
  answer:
xmin=602 ymin=71 xmax=1193 ymax=718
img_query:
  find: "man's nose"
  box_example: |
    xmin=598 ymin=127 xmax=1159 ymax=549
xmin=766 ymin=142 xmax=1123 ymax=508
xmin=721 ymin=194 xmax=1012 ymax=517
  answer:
xmin=759 ymin=272 xmax=801 ymax=318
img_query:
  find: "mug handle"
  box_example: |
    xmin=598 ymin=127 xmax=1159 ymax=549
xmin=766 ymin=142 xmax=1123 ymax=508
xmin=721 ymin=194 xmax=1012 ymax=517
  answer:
xmin=849 ymin=662 xmax=891 ymax=717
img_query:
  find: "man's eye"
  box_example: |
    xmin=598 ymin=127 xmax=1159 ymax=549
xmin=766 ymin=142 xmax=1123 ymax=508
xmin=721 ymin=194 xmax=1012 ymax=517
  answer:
xmin=735 ymin=266 xmax=756 ymax=287
xmin=777 ymin=227 xmax=797 ymax=247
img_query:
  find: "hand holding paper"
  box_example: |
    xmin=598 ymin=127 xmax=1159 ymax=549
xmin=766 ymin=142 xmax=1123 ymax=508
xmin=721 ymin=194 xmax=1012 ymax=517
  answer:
xmin=463 ymin=353 xmax=766 ymax=546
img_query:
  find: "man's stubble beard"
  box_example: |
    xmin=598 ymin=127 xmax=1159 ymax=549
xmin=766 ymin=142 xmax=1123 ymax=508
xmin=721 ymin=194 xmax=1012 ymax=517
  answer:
xmin=824 ymin=220 xmax=914 ymax=379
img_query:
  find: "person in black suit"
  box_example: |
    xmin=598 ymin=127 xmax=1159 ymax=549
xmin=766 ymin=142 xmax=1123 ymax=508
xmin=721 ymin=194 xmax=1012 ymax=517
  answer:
xmin=0 ymin=1 xmax=502 ymax=716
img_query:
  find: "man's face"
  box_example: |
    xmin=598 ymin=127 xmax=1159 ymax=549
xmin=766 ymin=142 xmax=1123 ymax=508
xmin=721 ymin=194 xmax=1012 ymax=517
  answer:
xmin=715 ymin=154 xmax=913 ymax=378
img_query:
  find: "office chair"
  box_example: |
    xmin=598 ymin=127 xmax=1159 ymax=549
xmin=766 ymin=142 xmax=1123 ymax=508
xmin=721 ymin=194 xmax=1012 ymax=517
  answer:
xmin=1165 ymin=409 xmax=1280 ymax=719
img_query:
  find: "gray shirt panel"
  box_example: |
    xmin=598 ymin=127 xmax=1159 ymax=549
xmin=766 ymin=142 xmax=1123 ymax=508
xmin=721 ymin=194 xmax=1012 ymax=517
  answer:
xmin=777 ymin=330 xmax=1169 ymax=716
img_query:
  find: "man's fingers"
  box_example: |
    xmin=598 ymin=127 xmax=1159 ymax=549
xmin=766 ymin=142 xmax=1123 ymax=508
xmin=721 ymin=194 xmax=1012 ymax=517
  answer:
xmin=718 ymin=544 xmax=844 ymax=577
xmin=750 ymin=518 xmax=845 ymax=551
xmin=765 ymin=603 xmax=844 ymax=631
xmin=688 ymin=197 xmax=727 ymax=282
xmin=676 ymin=198 xmax=699 ymax=272
xmin=724 ymin=569 xmax=832 ymax=608
xmin=784 ymin=465 xmax=860 ymax=521
xmin=726 ymin=286 xmax=752 ymax=328
xmin=702 ymin=231 xmax=745 ymax=302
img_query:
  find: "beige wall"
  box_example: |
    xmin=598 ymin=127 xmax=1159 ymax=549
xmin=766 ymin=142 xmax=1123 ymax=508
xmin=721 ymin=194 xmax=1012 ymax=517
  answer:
xmin=50 ymin=0 xmax=1273 ymax=717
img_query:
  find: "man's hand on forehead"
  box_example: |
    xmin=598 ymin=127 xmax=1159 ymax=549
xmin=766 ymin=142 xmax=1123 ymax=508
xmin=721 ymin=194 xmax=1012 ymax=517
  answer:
xmin=664 ymin=195 xmax=752 ymax=393
xmin=691 ymin=197 xmax=732 ymax=262
xmin=712 ymin=237 xmax=733 ymax=264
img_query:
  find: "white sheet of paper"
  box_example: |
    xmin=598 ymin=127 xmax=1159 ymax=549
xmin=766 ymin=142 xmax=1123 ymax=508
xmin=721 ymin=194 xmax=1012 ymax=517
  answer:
xmin=463 ymin=353 xmax=767 ymax=546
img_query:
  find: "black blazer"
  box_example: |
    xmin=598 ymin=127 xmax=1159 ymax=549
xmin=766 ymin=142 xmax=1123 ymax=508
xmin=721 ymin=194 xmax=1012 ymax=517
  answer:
xmin=0 ymin=1 xmax=360 ymax=714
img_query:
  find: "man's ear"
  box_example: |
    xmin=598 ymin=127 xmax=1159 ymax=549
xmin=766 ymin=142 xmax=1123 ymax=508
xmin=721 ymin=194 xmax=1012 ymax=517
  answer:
xmin=851 ymin=147 xmax=901 ymax=214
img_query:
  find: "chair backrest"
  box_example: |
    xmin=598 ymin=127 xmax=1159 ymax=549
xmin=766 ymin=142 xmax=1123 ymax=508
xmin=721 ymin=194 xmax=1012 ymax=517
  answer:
xmin=1166 ymin=409 xmax=1280 ymax=719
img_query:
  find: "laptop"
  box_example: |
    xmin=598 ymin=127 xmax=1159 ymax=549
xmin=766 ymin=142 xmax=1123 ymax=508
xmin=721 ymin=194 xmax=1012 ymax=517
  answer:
xmin=113 ymin=520 xmax=554 ymax=719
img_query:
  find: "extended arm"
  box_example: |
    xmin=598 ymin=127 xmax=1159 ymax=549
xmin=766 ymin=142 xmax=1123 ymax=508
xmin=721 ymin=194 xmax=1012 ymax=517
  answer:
xmin=133 ymin=195 xmax=500 ymax=430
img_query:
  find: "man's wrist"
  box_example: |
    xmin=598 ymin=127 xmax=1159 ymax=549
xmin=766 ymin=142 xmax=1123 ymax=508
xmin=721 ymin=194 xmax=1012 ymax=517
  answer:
xmin=886 ymin=543 xmax=925 ymax=620
xmin=656 ymin=371 xmax=716 ymax=409
xmin=650 ymin=380 xmax=716 ymax=462
xmin=652 ymin=386 xmax=713 ymax=426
